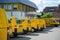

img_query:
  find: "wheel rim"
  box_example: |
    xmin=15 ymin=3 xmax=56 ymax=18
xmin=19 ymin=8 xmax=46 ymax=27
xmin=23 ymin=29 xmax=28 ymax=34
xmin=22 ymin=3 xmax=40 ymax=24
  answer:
xmin=32 ymin=29 xmax=34 ymax=32
xmin=39 ymin=27 xmax=40 ymax=29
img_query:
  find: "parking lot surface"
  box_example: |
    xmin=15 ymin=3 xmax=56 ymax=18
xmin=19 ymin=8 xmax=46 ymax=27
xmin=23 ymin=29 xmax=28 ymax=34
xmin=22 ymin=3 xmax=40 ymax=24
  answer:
xmin=10 ymin=26 xmax=60 ymax=40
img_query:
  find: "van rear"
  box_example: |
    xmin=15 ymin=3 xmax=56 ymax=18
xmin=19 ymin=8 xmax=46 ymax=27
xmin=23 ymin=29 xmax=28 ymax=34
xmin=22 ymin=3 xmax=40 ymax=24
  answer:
xmin=0 ymin=8 xmax=9 ymax=40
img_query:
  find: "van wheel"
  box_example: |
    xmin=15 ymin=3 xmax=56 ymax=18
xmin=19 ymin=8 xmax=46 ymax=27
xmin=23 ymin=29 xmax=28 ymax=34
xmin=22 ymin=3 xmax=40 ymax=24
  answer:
xmin=31 ymin=28 xmax=35 ymax=32
xmin=37 ymin=27 xmax=39 ymax=31
xmin=40 ymin=28 xmax=43 ymax=31
xmin=31 ymin=28 xmax=37 ymax=32
xmin=54 ymin=24 xmax=58 ymax=27
xmin=13 ymin=32 xmax=17 ymax=37
xmin=23 ymin=30 xmax=28 ymax=34
xmin=34 ymin=29 xmax=37 ymax=32
xmin=37 ymin=27 xmax=41 ymax=31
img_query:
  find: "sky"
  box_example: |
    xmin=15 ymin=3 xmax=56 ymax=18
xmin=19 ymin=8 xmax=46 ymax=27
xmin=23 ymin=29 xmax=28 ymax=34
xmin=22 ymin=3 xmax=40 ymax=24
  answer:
xmin=29 ymin=0 xmax=60 ymax=12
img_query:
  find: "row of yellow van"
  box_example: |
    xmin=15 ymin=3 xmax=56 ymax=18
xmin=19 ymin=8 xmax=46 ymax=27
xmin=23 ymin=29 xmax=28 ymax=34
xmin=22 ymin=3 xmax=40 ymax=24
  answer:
xmin=9 ymin=17 xmax=46 ymax=37
xmin=0 ymin=8 xmax=60 ymax=40
xmin=8 ymin=17 xmax=60 ymax=37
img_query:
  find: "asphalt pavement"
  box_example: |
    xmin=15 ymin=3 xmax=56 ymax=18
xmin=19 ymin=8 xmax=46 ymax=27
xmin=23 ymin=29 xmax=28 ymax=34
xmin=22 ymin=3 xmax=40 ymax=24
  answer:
xmin=9 ymin=26 xmax=60 ymax=40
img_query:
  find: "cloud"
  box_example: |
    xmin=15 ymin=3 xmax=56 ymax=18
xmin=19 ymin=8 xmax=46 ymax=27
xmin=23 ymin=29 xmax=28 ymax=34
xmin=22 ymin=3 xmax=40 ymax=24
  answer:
xmin=29 ymin=0 xmax=60 ymax=12
xmin=42 ymin=1 xmax=60 ymax=4
xmin=29 ymin=0 xmax=41 ymax=6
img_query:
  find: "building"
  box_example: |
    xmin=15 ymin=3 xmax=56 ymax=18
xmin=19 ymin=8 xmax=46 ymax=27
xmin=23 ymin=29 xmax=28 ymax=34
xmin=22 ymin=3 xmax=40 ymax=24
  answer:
xmin=0 ymin=0 xmax=38 ymax=20
xmin=43 ymin=6 xmax=58 ymax=14
xmin=43 ymin=6 xmax=60 ymax=18
xmin=58 ymin=5 xmax=60 ymax=12
xmin=53 ymin=5 xmax=60 ymax=18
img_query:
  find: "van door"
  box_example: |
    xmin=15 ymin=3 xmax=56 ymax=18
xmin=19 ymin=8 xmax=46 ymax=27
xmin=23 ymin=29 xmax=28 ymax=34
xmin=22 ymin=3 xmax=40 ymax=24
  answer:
xmin=0 ymin=8 xmax=9 ymax=40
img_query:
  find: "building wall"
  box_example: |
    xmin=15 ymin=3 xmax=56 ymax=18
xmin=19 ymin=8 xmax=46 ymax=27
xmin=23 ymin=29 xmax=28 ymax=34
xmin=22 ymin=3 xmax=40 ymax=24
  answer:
xmin=43 ymin=7 xmax=58 ymax=13
xmin=43 ymin=7 xmax=60 ymax=18
xmin=0 ymin=3 xmax=36 ymax=20
xmin=53 ymin=13 xmax=60 ymax=18
xmin=6 ymin=11 xmax=11 ymax=20
xmin=2 ymin=3 xmax=36 ymax=11
xmin=6 ymin=11 xmax=26 ymax=20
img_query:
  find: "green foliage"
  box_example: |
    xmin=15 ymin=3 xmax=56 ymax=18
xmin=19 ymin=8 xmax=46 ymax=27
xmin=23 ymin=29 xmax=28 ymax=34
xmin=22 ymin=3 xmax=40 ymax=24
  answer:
xmin=41 ymin=13 xmax=53 ymax=18
xmin=36 ymin=12 xmax=53 ymax=18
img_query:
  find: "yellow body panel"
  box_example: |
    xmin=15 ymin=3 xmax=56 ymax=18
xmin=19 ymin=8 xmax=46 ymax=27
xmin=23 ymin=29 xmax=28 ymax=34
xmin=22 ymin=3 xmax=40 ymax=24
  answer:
xmin=43 ymin=18 xmax=52 ymax=26
xmin=0 ymin=9 xmax=9 ymax=27
xmin=10 ymin=17 xmax=23 ymax=33
xmin=17 ymin=24 xmax=23 ymax=33
xmin=39 ymin=19 xmax=46 ymax=29
xmin=17 ymin=18 xmax=29 ymax=33
xmin=53 ymin=18 xmax=60 ymax=24
xmin=21 ymin=18 xmax=28 ymax=30
xmin=0 ymin=8 xmax=9 ymax=40
xmin=43 ymin=18 xmax=59 ymax=27
xmin=30 ymin=19 xmax=38 ymax=29
xmin=28 ymin=24 xmax=32 ymax=31
xmin=28 ymin=18 xmax=46 ymax=32
xmin=49 ymin=18 xmax=60 ymax=25
xmin=10 ymin=16 xmax=17 ymax=32
xmin=0 ymin=28 xmax=7 ymax=40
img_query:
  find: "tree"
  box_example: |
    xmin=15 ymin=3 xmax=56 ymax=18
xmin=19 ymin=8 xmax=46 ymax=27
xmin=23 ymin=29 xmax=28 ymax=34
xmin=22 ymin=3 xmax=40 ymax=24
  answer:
xmin=41 ymin=13 xmax=53 ymax=18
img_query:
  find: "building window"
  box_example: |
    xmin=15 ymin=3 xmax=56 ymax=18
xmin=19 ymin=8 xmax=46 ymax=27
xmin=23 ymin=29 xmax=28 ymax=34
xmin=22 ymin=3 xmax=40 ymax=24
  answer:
xmin=4 ymin=4 xmax=7 ymax=10
xmin=26 ymin=6 xmax=29 ymax=12
xmin=13 ymin=4 xmax=17 ymax=10
xmin=20 ymin=4 xmax=22 ymax=16
xmin=59 ymin=5 xmax=60 ymax=11
xmin=22 ymin=4 xmax=24 ymax=11
xmin=48 ymin=7 xmax=55 ymax=12
xmin=8 ymin=4 xmax=12 ymax=10
xmin=49 ymin=9 xmax=54 ymax=12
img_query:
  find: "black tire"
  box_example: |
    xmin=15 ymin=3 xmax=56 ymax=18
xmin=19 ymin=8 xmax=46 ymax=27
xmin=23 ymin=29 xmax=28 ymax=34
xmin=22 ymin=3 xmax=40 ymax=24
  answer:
xmin=37 ymin=25 xmax=39 ymax=31
xmin=23 ymin=30 xmax=28 ymax=34
xmin=54 ymin=24 xmax=58 ymax=27
xmin=37 ymin=28 xmax=40 ymax=31
xmin=13 ymin=28 xmax=17 ymax=37
xmin=13 ymin=32 xmax=17 ymax=37
xmin=40 ymin=26 xmax=44 ymax=31
xmin=7 ymin=35 xmax=10 ymax=40
xmin=34 ymin=29 xmax=37 ymax=32
xmin=37 ymin=27 xmax=40 ymax=31
xmin=31 ymin=28 xmax=37 ymax=32
xmin=40 ymin=28 xmax=43 ymax=31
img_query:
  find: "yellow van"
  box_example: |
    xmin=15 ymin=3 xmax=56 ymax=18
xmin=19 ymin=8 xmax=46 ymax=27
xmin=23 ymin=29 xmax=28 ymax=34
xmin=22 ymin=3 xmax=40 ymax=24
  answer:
xmin=50 ymin=18 xmax=59 ymax=27
xmin=0 ymin=8 xmax=9 ymax=40
xmin=38 ymin=19 xmax=46 ymax=31
xmin=53 ymin=18 xmax=60 ymax=25
xmin=43 ymin=18 xmax=59 ymax=27
xmin=10 ymin=17 xmax=29 ymax=35
xmin=10 ymin=16 xmax=18 ymax=37
xmin=18 ymin=18 xmax=29 ymax=34
xmin=28 ymin=18 xmax=46 ymax=32
xmin=43 ymin=18 xmax=51 ymax=27
xmin=29 ymin=18 xmax=38 ymax=32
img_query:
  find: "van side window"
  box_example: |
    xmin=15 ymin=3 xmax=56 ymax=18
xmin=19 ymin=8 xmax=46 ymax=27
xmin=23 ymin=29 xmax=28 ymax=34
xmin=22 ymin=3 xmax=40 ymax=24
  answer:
xmin=17 ymin=20 xmax=22 ymax=24
xmin=19 ymin=20 xmax=22 ymax=24
xmin=28 ymin=20 xmax=30 ymax=23
xmin=10 ymin=18 xmax=12 ymax=20
xmin=22 ymin=20 xmax=25 ymax=22
xmin=8 ymin=20 xmax=11 ymax=23
xmin=16 ymin=20 xmax=20 ymax=24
